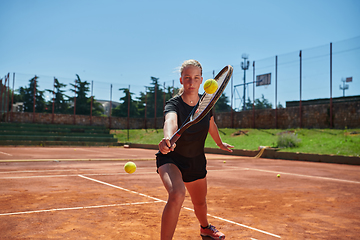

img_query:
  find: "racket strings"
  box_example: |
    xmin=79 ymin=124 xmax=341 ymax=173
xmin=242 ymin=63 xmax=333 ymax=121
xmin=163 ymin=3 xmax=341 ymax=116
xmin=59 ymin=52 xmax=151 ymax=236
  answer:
xmin=193 ymin=68 xmax=230 ymax=119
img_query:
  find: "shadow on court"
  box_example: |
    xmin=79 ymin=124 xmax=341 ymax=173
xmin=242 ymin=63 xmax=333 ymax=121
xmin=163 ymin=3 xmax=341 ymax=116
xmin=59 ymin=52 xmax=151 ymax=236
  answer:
xmin=201 ymin=236 xmax=213 ymax=240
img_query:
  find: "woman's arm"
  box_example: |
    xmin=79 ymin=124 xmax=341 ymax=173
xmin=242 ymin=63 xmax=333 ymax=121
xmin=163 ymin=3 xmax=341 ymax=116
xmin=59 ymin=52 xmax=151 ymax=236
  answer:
xmin=208 ymin=116 xmax=234 ymax=152
xmin=158 ymin=112 xmax=178 ymax=154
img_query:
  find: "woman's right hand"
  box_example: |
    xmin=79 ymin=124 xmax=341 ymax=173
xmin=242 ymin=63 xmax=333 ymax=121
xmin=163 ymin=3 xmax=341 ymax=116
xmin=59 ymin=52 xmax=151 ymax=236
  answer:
xmin=158 ymin=138 xmax=176 ymax=154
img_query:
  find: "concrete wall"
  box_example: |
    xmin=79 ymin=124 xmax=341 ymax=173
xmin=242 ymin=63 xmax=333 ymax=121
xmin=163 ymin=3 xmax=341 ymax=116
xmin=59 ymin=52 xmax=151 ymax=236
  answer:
xmin=2 ymin=101 xmax=359 ymax=129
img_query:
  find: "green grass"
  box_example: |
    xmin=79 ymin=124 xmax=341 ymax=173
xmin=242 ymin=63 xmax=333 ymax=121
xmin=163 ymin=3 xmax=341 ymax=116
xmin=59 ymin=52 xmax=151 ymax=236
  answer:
xmin=111 ymin=128 xmax=360 ymax=157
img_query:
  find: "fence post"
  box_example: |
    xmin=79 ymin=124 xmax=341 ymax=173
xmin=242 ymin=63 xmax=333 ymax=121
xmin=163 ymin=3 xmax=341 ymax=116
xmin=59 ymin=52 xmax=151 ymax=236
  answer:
xmin=127 ymin=85 xmax=130 ymax=141
xmin=3 ymin=74 xmax=8 ymax=122
xmin=252 ymin=61 xmax=255 ymax=128
xmin=109 ymin=84 xmax=112 ymax=129
xmin=10 ymin=73 xmax=15 ymax=122
xmin=0 ymin=78 xmax=3 ymax=116
xmin=144 ymin=87 xmax=147 ymax=129
xmin=154 ymin=83 xmax=157 ymax=129
xmin=52 ymin=77 xmax=55 ymax=124
xmin=275 ymin=55 xmax=278 ymax=129
xmin=330 ymin=42 xmax=333 ymax=128
xmin=163 ymin=82 xmax=166 ymax=119
xmin=172 ymin=80 xmax=174 ymax=97
xmin=6 ymin=73 xmax=10 ymax=122
xmin=231 ymin=71 xmax=234 ymax=128
xmin=90 ymin=81 xmax=93 ymax=126
xmin=73 ymin=79 xmax=76 ymax=125
xmin=33 ymin=76 xmax=37 ymax=123
xmin=299 ymin=50 xmax=302 ymax=128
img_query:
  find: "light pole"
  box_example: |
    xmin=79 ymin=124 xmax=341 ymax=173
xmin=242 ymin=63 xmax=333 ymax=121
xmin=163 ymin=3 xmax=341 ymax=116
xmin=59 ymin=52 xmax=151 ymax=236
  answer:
xmin=339 ymin=78 xmax=350 ymax=97
xmin=241 ymin=54 xmax=249 ymax=111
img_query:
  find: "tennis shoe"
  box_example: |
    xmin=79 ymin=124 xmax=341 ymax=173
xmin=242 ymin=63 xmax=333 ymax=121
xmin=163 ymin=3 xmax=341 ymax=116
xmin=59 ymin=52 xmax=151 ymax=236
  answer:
xmin=200 ymin=224 xmax=225 ymax=239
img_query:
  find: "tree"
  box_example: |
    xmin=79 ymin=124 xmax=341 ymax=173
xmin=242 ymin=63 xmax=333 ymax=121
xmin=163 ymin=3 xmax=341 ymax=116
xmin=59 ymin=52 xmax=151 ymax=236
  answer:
xmin=254 ymin=94 xmax=273 ymax=109
xmin=137 ymin=77 xmax=165 ymax=118
xmin=21 ymin=76 xmax=46 ymax=113
xmin=45 ymin=78 xmax=69 ymax=114
xmin=240 ymin=95 xmax=273 ymax=111
xmin=214 ymin=93 xmax=232 ymax=113
xmin=244 ymin=97 xmax=253 ymax=110
xmin=112 ymin=88 xmax=140 ymax=117
xmin=68 ymin=74 xmax=103 ymax=116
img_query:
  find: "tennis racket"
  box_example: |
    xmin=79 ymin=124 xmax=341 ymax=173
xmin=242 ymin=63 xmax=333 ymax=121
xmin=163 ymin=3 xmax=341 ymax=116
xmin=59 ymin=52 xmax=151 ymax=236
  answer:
xmin=169 ymin=65 xmax=233 ymax=146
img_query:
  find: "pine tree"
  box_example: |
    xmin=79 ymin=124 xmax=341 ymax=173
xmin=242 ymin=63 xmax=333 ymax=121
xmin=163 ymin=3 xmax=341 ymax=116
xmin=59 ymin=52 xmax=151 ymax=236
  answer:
xmin=22 ymin=76 xmax=46 ymax=113
xmin=112 ymin=88 xmax=140 ymax=117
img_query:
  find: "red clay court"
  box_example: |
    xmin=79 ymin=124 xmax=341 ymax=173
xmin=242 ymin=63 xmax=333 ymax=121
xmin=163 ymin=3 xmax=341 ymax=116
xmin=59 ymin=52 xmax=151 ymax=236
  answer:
xmin=0 ymin=146 xmax=359 ymax=239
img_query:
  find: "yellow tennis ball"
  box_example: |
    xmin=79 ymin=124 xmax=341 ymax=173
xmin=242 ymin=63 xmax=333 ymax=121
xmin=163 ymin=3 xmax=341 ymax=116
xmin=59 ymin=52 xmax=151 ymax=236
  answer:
xmin=277 ymin=174 xmax=281 ymax=178
xmin=124 ymin=162 xmax=136 ymax=174
xmin=203 ymin=79 xmax=218 ymax=94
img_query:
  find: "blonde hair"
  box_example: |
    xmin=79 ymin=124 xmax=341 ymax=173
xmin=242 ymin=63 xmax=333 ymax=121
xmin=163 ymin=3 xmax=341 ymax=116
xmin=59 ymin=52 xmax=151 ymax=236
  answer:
xmin=176 ymin=59 xmax=202 ymax=96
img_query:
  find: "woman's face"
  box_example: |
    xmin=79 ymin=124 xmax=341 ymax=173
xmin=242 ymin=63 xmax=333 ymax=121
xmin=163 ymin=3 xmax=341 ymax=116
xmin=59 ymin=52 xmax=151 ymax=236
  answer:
xmin=180 ymin=66 xmax=203 ymax=94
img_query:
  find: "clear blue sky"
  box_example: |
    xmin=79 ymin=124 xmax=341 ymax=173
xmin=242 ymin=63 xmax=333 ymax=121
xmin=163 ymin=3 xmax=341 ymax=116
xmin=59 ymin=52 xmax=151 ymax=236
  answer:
xmin=1 ymin=0 xmax=359 ymax=108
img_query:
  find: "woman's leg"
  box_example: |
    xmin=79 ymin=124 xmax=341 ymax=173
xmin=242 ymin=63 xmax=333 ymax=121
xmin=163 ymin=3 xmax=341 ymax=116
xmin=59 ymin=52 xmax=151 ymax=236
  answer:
xmin=185 ymin=177 xmax=225 ymax=239
xmin=184 ymin=177 xmax=208 ymax=228
xmin=158 ymin=163 xmax=186 ymax=240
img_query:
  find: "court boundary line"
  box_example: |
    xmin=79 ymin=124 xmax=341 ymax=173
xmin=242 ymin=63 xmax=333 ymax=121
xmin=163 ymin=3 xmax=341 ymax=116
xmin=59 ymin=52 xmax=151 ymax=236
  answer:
xmin=0 ymin=200 xmax=162 ymax=216
xmin=225 ymin=167 xmax=360 ymax=184
xmin=2 ymin=167 xmax=359 ymax=184
xmin=0 ymin=172 xmax=157 ymax=179
xmin=79 ymin=175 xmax=281 ymax=238
xmin=0 ymin=151 xmax=12 ymax=156
xmin=0 ymin=156 xmax=238 ymax=163
xmin=0 ymin=158 xmax=155 ymax=162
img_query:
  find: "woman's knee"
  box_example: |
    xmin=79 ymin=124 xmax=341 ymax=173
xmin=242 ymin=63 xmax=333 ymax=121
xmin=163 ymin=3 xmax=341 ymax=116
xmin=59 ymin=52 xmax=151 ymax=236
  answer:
xmin=168 ymin=186 xmax=186 ymax=205
xmin=192 ymin=198 xmax=207 ymax=208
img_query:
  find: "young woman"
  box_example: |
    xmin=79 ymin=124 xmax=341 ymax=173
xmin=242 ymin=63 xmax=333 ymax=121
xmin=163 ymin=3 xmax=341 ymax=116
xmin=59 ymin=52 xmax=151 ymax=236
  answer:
xmin=156 ymin=59 xmax=234 ymax=240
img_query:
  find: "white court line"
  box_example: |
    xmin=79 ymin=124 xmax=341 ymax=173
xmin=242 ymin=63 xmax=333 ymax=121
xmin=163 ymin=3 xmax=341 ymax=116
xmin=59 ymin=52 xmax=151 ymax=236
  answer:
xmin=0 ymin=201 xmax=162 ymax=216
xmin=0 ymin=169 xmax=83 ymax=174
xmin=0 ymin=151 xmax=12 ymax=156
xmin=224 ymin=167 xmax=360 ymax=184
xmin=79 ymin=175 xmax=281 ymax=238
xmin=78 ymin=174 xmax=164 ymax=202
xmin=0 ymin=172 xmax=157 ymax=179
xmin=2 ymin=166 xmax=358 ymax=185
xmin=0 ymin=158 xmax=154 ymax=162
xmin=0 ymin=167 xmax=155 ymax=174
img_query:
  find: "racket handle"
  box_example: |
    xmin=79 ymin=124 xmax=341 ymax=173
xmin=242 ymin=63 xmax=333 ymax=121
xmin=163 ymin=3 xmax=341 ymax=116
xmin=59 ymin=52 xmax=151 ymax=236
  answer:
xmin=170 ymin=132 xmax=181 ymax=146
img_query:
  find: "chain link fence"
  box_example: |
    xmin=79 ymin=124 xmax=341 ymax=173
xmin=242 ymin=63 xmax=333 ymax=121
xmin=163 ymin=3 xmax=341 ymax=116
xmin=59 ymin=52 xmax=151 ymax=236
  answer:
xmin=1 ymin=36 xmax=359 ymax=129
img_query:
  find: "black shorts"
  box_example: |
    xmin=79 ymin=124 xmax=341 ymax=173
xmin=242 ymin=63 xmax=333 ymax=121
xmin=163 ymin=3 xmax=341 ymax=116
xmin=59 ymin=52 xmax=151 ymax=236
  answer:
xmin=156 ymin=151 xmax=207 ymax=183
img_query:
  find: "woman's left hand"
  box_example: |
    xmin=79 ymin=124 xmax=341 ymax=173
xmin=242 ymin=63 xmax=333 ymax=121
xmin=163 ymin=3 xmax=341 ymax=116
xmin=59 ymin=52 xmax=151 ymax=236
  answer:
xmin=217 ymin=142 xmax=234 ymax=152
